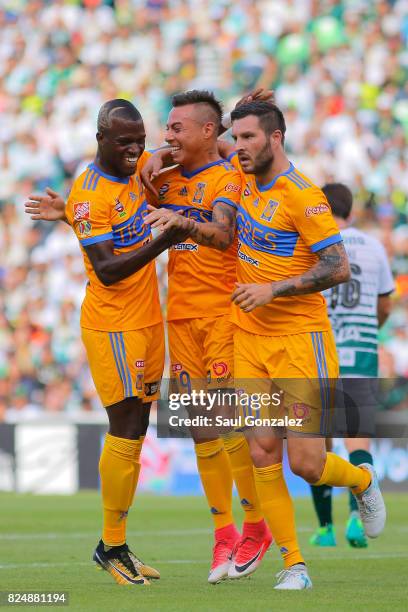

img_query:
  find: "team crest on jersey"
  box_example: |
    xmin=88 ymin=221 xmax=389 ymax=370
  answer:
xmin=260 ymin=199 xmax=279 ymax=222
xmin=178 ymin=186 xmax=188 ymax=196
xmin=78 ymin=220 xmax=92 ymax=236
xmin=114 ymin=198 xmax=126 ymax=217
xmin=74 ymin=201 xmax=90 ymax=221
xmin=192 ymin=182 xmax=206 ymax=204
xmin=159 ymin=183 xmax=170 ymax=199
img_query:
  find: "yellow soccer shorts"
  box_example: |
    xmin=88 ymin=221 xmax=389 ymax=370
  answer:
xmin=168 ymin=315 xmax=234 ymax=392
xmin=234 ymin=327 xmax=339 ymax=435
xmin=81 ymin=322 xmax=165 ymax=407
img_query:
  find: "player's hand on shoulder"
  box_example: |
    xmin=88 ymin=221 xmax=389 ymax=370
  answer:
xmin=140 ymin=155 xmax=164 ymax=198
xmin=231 ymin=282 xmax=274 ymax=312
xmin=25 ymin=187 xmax=66 ymax=222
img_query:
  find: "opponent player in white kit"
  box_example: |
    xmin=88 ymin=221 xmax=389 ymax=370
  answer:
xmin=310 ymin=183 xmax=394 ymax=548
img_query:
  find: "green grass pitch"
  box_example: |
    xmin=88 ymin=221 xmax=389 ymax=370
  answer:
xmin=0 ymin=491 xmax=406 ymax=611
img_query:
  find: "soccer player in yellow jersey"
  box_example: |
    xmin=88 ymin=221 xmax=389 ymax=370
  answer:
xmin=229 ymin=102 xmax=386 ymax=589
xmin=144 ymin=91 xmax=272 ymax=583
xmin=25 ymin=99 xmax=190 ymax=586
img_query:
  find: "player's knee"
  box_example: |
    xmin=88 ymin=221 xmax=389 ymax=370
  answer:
xmin=289 ymin=456 xmax=323 ymax=483
xmin=249 ymin=440 xmax=281 ymax=468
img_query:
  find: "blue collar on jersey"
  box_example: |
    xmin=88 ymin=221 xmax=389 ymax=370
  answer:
xmin=181 ymin=159 xmax=226 ymax=179
xmin=256 ymin=162 xmax=294 ymax=192
xmin=89 ymin=162 xmax=130 ymax=184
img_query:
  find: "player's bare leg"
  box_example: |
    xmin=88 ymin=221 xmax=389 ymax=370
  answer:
xmin=287 ymin=435 xmax=385 ymax=539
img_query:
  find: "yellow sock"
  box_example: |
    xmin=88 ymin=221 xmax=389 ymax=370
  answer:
xmin=195 ymin=439 xmax=234 ymax=529
xmin=254 ymin=463 xmax=304 ymax=568
xmin=223 ymin=433 xmax=263 ymax=523
xmin=100 ymin=433 xmax=142 ymax=546
xmin=127 ymin=436 xmax=144 ymax=508
xmin=313 ymin=452 xmax=371 ymax=494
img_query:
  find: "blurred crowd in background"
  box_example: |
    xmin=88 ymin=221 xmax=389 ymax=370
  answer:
xmin=1 ymin=0 xmax=408 ymax=418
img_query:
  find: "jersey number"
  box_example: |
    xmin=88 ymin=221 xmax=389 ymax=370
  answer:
xmin=330 ymin=263 xmax=361 ymax=309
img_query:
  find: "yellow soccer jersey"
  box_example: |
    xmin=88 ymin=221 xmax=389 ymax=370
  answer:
xmin=65 ymin=152 xmax=162 ymax=332
xmin=229 ymin=154 xmax=342 ymax=336
xmin=150 ymin=159 xmax=242 ymax=321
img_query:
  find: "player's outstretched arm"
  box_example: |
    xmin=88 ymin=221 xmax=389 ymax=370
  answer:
xmin=85 ymin=221 xmax=191 ymax=286
xmin=232 ymin=243 xmax=350 ymax=312
xmin=24 ymin=188 xmax=68 ymax=223
xmin=144 ymin=201 xmax=236 ymax=251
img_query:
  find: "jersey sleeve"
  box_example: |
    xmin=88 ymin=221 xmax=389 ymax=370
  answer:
xmin=376 ymin=240 xmax=395 ymax=295
xmin=137 ymin=149 xmax=152 ymax=172
xmin=212 ymin=167 xmax=242 ymax=210
xmin=289 ymin=187 xmax=342 ymax=252
xmin=65 ymin=186 xmax=113 ymax=247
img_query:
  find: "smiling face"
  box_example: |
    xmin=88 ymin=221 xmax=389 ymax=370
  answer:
xmin=232 ymin=114 xmax=282 ymax=175
xmin=165 ymin=104 xmax=217 ymax=167
xmin=96 ymin=116 xmax=146 ymax=177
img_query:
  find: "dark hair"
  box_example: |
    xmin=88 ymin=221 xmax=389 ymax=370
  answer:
xmin=231 ymin=102 xmax=286 ymax=143
xmin=97 ymin=99 xmax=142 ymax=131
xmin=172 ymin=90 xmax=223 ymax=125
xmin=322 ymin=183 xmax=353 ymax=219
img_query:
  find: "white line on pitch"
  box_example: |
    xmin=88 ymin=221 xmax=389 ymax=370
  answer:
xmin=1 ymin=552 xmax=407 ymax=570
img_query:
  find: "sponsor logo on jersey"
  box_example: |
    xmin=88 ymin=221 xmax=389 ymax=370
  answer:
xmin=135 ymin=360 xmax=145 ymax=368
xmin=305 ymin=203 xmax=329 ymax=217
xmin=74 ymin=201 xmax=90 ymax=221
xmin=224 ymin=182 xmax=241 ymax=193
xmin=260 ymin=199 xmax=279 ymax=222
xmin=243 ymin=184 xmax=252 ymax=197
xmin=237 ymin=241 xmax=259 ymax=267
xmin=252 ymin=197 xmax=259 ymax=208
xmin=178 ymin=186 xmax=188 ymax=196
xmin=172 ymin=363 xmax=182 ymax=373
xmin=129 ymin=191 xmax=137 ymax=201
xmin=192 ymin=182 xmax=206 ymax=204
xmin=159 ymin=183 xmax=170 ymax=199
xmin=145 ymin=381 xmax=160 ymax=396
xmin=114 ymin=197 xmax=126 ymax=217
xmin=78 ymin=220 xmax=92 ymax=236
xmin=172 ymin=243 xmax=198 ymax=251
xmin=212 ymin=362 xmax=228 ymax=377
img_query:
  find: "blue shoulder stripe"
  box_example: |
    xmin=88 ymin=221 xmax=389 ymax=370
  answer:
xmin=80 ymin=232 xmax=113 ymax=246
xmin=310 ymin=233 xmax=342 ymax=253
xmin=287 ymin=173 xmax=307 ymax=190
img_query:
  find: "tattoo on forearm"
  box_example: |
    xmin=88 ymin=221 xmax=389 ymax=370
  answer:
xmin=189 ymin=202 xmax=236 ymax=250
xmin=272 ymin=243 xmax=350 ymax=298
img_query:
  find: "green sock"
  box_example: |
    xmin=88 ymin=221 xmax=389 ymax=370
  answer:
xmin=310 ymin=484 xmax=333 ymax=527
xmin=349 ymin=449 xmax=373 ymax=512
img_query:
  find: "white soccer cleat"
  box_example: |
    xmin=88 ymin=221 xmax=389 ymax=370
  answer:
xmin=274 ymin=564 xmax=312 ymax=590
xmin=353 ymin=463 xmax=386 ymax=538
xmin=208 ymin=524 xmax=240 ymax=584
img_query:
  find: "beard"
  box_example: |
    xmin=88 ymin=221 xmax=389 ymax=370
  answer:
xmin=252 ymin=140 xmax=274 ymax=175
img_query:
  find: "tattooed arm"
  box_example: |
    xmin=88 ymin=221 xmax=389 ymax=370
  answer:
xmin=144 ymin=201 xmax=236 ymax=251
xmin=188 ymin=201 xmax=236 ymax=251
xmin=232 ymin=242 xmax=350 ymax=312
